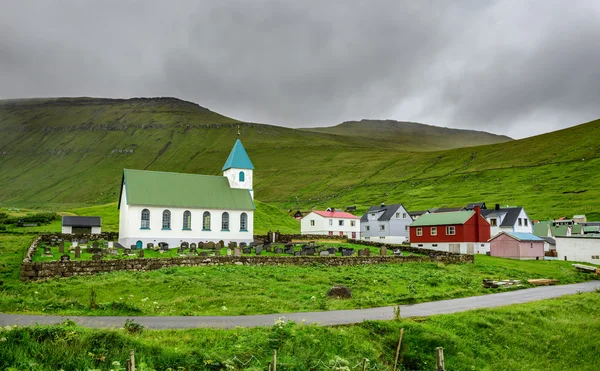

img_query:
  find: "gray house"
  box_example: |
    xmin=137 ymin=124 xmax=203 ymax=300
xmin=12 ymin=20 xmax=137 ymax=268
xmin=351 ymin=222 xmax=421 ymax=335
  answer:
xmin=360 ymin=203 xmax=413 ymax=244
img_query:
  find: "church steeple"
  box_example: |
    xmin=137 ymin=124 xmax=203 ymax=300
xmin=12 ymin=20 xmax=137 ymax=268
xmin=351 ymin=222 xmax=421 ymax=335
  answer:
xmin=222 ymin=139 xmax=254 ymax=199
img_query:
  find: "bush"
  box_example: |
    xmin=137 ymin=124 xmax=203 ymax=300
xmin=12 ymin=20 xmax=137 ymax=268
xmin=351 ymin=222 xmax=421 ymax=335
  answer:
xmin=123 ymin=319 xmax=144 ymax=335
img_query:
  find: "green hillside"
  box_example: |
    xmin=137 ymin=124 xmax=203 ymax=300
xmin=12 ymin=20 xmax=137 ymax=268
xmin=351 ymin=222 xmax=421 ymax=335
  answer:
xmin=303 ymin=119 xmax=512 ymax=150
xmin=1 ymin=97 xmax=599 ymax=221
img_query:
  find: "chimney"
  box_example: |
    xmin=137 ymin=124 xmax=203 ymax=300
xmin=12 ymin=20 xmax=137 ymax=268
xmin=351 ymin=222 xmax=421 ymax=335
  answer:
xmin=547 ymin=224 xmax=553 ymax=237
xmin=495 ymin=203 xmax=500 ymax=211
xmin=566 ymin=226 xmax=572 ymax=237
xmin=474 ymin=206 xmax=481 ymax=242
xmin=381 ymin=202 xmax=385 ymax=207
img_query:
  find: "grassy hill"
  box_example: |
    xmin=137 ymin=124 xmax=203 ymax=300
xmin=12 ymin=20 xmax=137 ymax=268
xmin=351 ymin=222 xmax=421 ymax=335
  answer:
xmin=303 ymin=119 xmax=512 ymax=150
xmin=1 ymin=97 xmax=599 ymax=221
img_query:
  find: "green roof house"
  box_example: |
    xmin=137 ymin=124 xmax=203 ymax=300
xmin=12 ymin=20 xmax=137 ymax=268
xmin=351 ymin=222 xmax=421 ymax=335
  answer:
xmin=118 ymin=139 xmax=255 ymax=249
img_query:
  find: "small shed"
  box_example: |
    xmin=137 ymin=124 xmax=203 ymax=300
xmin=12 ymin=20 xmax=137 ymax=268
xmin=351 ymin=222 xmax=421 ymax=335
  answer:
xmin=62 ymin=216 xmax=102 ymax=234
xmin=489 ymin=232 xmax=544 ymax=260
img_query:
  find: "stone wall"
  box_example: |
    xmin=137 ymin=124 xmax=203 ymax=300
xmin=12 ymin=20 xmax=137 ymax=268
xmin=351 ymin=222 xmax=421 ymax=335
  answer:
xmin=253 ymin=234 xmax=348 ymax=242
xmin=20 ymin=254 xmax=474 ymax=281
xmin=347 ymin=239 xmax=458 ymax=256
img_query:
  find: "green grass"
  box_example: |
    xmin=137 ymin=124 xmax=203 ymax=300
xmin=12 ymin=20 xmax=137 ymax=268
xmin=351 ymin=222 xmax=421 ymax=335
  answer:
xmin=1 ymin=292 xmax=599 ymax=370
xmin=2 ymin=234 xmax=597 ymax=317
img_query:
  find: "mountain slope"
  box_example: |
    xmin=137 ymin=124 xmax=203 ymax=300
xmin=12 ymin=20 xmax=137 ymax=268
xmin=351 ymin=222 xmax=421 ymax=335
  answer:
xmin=303 ymin=119 xmax=512 ymax=150
xmin=1 ymin=97 xmax=599 ymax=220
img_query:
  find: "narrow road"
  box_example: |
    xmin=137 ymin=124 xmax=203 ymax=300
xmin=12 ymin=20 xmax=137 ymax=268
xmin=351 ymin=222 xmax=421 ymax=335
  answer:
xmin=1 ymin=281 xmax=598 ymax=329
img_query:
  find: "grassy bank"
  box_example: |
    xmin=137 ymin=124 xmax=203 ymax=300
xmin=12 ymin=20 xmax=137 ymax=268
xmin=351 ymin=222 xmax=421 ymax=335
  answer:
xmin=1 ymin=234 xmax=598 ymax=316
xmin=2 ymin=292 xmax=599 ymax=370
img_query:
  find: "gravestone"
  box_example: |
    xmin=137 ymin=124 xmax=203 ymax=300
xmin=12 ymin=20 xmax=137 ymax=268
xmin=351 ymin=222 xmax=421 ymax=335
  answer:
xmin=243 ymin=247 xmax=251 ymax=254
xmin=364 ymin=249 xmax=371 ymax=257
xmin=79 ymin=238 xmax=88 ymax=244
xmin=358 ymin=249 xmax=365 ymax=257
xmin=109 ymin=248 xmax=118 ymax=256
xmin=199 ymin=242 xmax=205 ymax=249
xmin=43 ymin=247 xmax=52 ymax=256
xmin=255 ymin=250 xmax=261 ymax=256
xmin=327 ymin=248 xmax=336 ymax=255
xmin=227 ymin=248 xmax=232 ymax=256
xmin=309 ymin=241 xmax=315 ymax=248
xmin=319 ymin=251 xmax=329 ymax=257
xmin=189 ymin=243 xmax=197 ymax=253
xmin=138 ymin=249 xmax=144 ymax=258
xmin=60 ymin=254 xmax=71 ymax=262
xmin=393 ymin=249 xmax=402 ymax=256
xmin=294 ymin=251 xmax=302 ymax=256
xmin=72 ymin=241 xmax=78 ymax=248
xmin=380 ymin=246 xmax=387 ymax=256
xmin=265 ymin=245 xmax=272 ymax=252
xmin=342 ymin=248 xmax=354 ymax=257
xmin=181 ymin=242 xmax=189 ymax=249
xmin=58 ymin=241 xmax=65 ymax=254
xmin=233 ymin=248 xmax=241 ymax=257
xmin=92 ymin=241 xmax=100 ymax=249
xmin=130 ymin=245 xmax=137 ymax=250
xmin=274 ymin=247 xmax=283 ymax=254
xmin=103 ymin=242 xmax=109 ymax=248
xmin=255 ymin=246 xmax=262 ymax=255
xmin=228 ymin=241 xmax=235 ymax=249
xmin=207 ymin=242 xmax=215 ymax=249
xmin=92 ymin=254 xmax=101 ymax=261
xmin=240 ymin=242 xmax=247 ymax=248
xmin=147 ymin=242 xmax=154 ymax=249
xmin=108 ymin=241 xmax=114 ymax=248
xmin=284 ymin=247 xmax=294 ymax=254
xmin=75 ymin=246 xmax=81 ymax=258
xmin=178 ymin=245 xmax=185 ymax=254
xmin=160 ymin=243 xmax=169 ymax=251
xmin=124 ymin=247 xmax=133 ymax=256
xmin=303 ymin=247 xmax=315 ymax=256
xmin=215 ymin=251 xmax=221 ymax=257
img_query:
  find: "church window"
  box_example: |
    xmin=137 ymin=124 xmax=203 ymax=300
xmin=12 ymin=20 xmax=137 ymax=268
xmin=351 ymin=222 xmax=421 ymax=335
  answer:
xmin=183 ymin=210 xmax=191 ymax=230
xmin=239 ymin=171 xmax=245 ymax=182
xmin=240 ymin=213 xmax=248 ymax=231
xmin=222 ymin=212 xmax=230 ymax=231
xmin=162 ymin=210 xmax=171 ymax=230
xmin=203 ymin=212 xmax=211 ymax=230
xmin=141 ymin=209 xmax=150 ymax=229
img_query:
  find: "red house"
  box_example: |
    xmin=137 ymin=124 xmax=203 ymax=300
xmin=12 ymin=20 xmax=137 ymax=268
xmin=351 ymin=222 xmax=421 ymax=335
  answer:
xmin=409 ymin=206 xmax=491 ymax=254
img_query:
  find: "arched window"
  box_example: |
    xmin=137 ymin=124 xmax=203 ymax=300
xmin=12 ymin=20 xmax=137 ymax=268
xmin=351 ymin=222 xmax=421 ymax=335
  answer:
xmin=239 ymin=171 xmax=245 ymax=182
xmin=183 ymin=210 xmax=191 ymax=230
xmin=141 ymin=209 xmax=150 ymax=229
xmin=221 ymin=212 xmax=229 ymax=231
xmin=240 ymin=212 xmax=248 ymax=231
xmin=162 ymin=210 xmax=171 ymax=229
xmin=203 ymin=211 xmax=211 ymax=230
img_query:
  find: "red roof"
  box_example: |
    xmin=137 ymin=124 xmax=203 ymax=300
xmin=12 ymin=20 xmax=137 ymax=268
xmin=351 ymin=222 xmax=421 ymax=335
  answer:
xmin=312 ymin=210 xmax=360 ymax=219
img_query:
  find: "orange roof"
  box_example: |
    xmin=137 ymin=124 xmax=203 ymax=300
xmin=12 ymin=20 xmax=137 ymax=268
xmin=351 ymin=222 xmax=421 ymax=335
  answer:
xmin=312 ymin=210 xmax=360 ymax=219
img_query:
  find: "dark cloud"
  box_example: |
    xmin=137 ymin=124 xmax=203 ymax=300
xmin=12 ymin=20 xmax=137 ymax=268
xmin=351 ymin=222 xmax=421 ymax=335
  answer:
xmin=0 ymin=0 xmax=599 ymax=138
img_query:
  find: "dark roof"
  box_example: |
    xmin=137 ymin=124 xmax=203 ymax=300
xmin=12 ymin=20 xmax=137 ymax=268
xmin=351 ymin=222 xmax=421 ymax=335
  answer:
xmin=465 ymin=202 xmax=486 ymax=210
xmin=62 ymin=216 xmax=102 ymax=227
xmin=432 ymin=207 xmax=464 ymax=213
xmin=361 ymin=204 xmax=406 ymax=222
xmin=481 ymin=207 xmax=523 ymax=227
xmin=540 ymin=237 xmax=556 ymax=245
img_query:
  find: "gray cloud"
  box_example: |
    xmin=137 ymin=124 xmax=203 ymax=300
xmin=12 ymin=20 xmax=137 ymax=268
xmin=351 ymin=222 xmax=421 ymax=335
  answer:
xmin=1 ymin=0 xmax=599 ymax=138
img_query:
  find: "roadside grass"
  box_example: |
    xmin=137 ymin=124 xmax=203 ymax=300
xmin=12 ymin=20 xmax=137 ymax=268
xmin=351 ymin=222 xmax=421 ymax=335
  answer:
xmin=1 ymin=292 xmax=599 ymax=370
xmin=1 ymin=234 xmax=598 ymax=316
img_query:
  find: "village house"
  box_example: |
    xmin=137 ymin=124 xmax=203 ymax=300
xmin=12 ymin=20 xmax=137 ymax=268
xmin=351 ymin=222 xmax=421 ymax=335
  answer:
xmin=300 ymin=209 xmax=360 ymax=238
xmin=118 ymin=139 xmax=255 ymax=248
xmin=481 ymin=205 xmax=533 ymax=236
xmin=61 ymin=216 xmax=102 ymax=234
xmin=554 ymin=236 xmax=600 ymax=264
xmin=409 ymin=206 xmax=491 ymax=254
xmin=360 ymin=203 xmax=412 ymax=244
xmin=489 ymin=232 xmax=545 ymax=260
xmin=573 ymin=214 xmax=587 ymax=223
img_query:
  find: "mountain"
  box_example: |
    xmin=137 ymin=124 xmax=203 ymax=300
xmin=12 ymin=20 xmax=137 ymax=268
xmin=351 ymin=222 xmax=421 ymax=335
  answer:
xmin=1 ymin=97 xmax=599 ymax=220
xmin=303 ymin=119 xmax=512 ymax=150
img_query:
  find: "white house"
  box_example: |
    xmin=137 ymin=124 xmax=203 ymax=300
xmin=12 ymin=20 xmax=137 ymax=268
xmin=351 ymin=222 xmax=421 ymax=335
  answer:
xmin=301 ymin=210 xmax=360 ymax=238
xmin=360 ymin=203 xmax=413 ymax=244
xmin=118 ymin=139 xmax=255 ymax=248
xmin=554 ymin=236 xmax=600 ymax=264
xmin=481 ymin=205 xmax=532 ymax=236
xmin=61 ymin=216 xmax=102 ymax=234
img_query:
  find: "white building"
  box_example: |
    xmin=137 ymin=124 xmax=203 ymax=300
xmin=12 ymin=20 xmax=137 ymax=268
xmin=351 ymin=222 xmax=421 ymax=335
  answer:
xmin=360 ymin=203 xmax=413 ymax=244
xmin=118 ymin=139 xmax=255 ymax=248
xmin=554 ymin=236 xmax=600 ymax=264
xmin=61 ymin=216 xmax=102 ymax=234
xmin=481 ymin=206 xmax=532 ymax=236
xmin=301 ymin=210 xmax=360 ymax=238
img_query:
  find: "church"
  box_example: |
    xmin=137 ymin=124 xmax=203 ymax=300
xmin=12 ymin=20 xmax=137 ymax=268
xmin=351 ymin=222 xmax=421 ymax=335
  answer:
xmin=118 ymin=139 xmax=255 ymax=248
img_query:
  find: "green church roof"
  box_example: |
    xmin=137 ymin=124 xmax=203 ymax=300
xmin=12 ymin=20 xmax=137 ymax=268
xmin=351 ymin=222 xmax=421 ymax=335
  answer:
xmin=121 ymin=169 xmax=255 ymax=210
xmin=410 ymin=210 xmax=475 ymax=227
xmin=222 ymin=139 xmax=254 ymax=171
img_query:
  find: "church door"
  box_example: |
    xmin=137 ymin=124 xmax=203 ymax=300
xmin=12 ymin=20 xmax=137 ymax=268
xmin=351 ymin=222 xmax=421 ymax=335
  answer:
xmin=136 ymin=240 xmax=143 ymax=249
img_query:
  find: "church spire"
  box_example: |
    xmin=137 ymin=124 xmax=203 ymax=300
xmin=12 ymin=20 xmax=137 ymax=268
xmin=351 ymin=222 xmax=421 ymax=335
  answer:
xmin=222 ymin=139 xmax=254 ymax=171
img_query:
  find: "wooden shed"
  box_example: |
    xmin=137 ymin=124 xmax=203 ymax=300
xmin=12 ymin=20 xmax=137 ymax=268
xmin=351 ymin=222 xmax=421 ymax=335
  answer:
xmin=489 ymin=232 xmax=544 ymax=260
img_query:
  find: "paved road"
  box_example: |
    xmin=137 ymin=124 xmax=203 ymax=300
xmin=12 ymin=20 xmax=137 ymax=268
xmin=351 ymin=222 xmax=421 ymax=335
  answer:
xmin=1 ymin=281 xmax=598 ymax=329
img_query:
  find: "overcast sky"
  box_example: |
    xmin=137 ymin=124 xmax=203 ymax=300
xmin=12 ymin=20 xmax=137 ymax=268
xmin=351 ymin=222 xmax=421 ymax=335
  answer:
xmin=1 ymin=0 xmax=599 ymax=138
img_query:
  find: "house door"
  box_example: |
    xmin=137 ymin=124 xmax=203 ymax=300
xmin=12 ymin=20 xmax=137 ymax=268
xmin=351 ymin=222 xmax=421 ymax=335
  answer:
xmin=339 ymin=231 xmax=344 ymax=236
xmin=352 ymin=232 xmax=356 ymax=239
xmin=466 ymin=244 xmax=475 ymax=255
xmin=136 ymin=240 xmax=143 ymax=249
xmin=329 ymin=231 xmax=333 ymax=236
xmin=449 ymin=244 xmax=460 ymax=253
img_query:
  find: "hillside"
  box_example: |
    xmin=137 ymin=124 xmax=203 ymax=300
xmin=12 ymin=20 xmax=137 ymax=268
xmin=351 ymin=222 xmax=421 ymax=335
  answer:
xmin=303 ymin=119 xmax=512 ymax=150
xmin=1 ymin=97 xmax=600 ymax=220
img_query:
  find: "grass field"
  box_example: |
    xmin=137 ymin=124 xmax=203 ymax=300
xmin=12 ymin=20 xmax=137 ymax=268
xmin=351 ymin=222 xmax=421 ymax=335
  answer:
xmin=2 ymin=234 xmax=598 ymax=317
xmin=1 ymin=292 xmax=599 ymax=370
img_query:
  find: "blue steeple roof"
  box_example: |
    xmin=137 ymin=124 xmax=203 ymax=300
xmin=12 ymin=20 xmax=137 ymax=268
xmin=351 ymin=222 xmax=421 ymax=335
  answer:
xmin=222 ymin=139 xmax=254 ymax=171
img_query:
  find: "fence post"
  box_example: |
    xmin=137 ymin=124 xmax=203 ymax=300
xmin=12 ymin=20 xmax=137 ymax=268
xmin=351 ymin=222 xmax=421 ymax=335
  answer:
xmin=362 ymin=357 xmax=367 ymax=371
xmin=393 ymin=328 xmax=404 ymax=371
xmin=272 ymin=349 xmax=277 ymax=371
xmin=436 ymin=347 xmax=444 ymax=371
xmin=129 ymin=349 xmax=135 ymax=371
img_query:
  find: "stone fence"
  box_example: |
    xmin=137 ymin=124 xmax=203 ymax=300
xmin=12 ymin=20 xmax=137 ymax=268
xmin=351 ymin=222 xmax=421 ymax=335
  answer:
xmin=20 ymin=254 xmax=474 ymax=281
xmin=253 ymin=234 xmax=348 ymax=242
xmin=347 ymin=239 xmax=458 ymax=257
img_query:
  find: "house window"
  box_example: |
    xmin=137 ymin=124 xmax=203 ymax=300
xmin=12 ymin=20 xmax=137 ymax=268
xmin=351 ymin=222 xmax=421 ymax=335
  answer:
xmin=405 ymin=225 xmax=409 ymax=231
xmin=370 ymin=213 xmax=376 ymax=220
xmin=183 ymin=210 xmax=191 ymax=230
xmin=310 ymin=220 xmax=315 ymax=226
xmin=418 ymin=244 xmax=423 ymax=247
xmin=524 ymin=219 xmax=529 ymax=226
xmin=403 ymin=213 xmax=407 ymax=219
xmin=239 ymin=171 xmax=245 ymax=182
xmin=366 ymin=226 xmax=370 ymax=231
xmin=431 ymin=227 xmax=437 ymax=236
xmin=380 ymin=225 xmax=385 ymax=231
xmin=141 ymin=209 xmax=150 ymax=229
xmin=350 ymin=220 xmax=356 ymax=227
xmin=416 ymin=227 xmax=423 ymax=236
xmin=591 ymin=255 xmax=599 ymax=259
xmin=329 ymin=219 xmax=333 ymax=226
xmin=518 ymin=218 xmax=523 ymax=226
xmin=446 ymin=226 xmax=456 ymax=235
xmin=203 ymin=211 xmax=211 ymax=230
xmin=240 ymin=213 xmax=248 ymax=231
xmin=490 ymin=219 xmax=497 ymax=226
xmin=221 ymin=212 xmax=229 ymax=231
xmin=396 ymin=213 xmax=400 ymax=218
xmin=339 ymin=220 xmax=344 ymax=226
xmin=162 ymin=210 xmax=171 ymax=230
xmin=432 ymin=244 xmax=438 ymax=247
